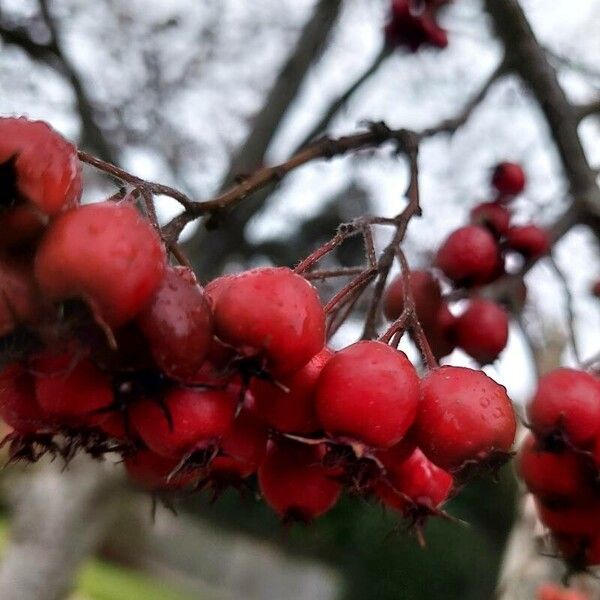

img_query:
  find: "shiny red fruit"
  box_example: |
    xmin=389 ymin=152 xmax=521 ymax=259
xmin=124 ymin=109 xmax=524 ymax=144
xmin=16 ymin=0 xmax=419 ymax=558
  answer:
xmin=258 ymin=440 xmax=342 ymax=522
xmin=436 ymin=225 xmax=501 ymax=286
xmin=35 ymin=201 xmax=166 ymax=327
xmin=492 ymin=162 xmax=526 ymax=198
xmin=213 ymin=267 xmax=325 ymax=376
xmin=470 ymin=202 xmax=511 ymax=237
xmin=517 ymin=434 xmax=593 ymax=505
xmin=0 ymin=362 xmax=47 ymax=433
xmin=506 ymin=225 xmax=551 ymax=260
xmin=315 ymin=341 xmax=420 ymax=449
xmin=0 ymin=205 xmax=46 ymax=251
xmin=454 ymin=299 xmax=509 ymax=364
xmin=375 ymin=447 xmax=453 ymax=515
xmin=0 ymin=117 xmax=82 ymax=216
xmin=527 ymin=368 xmax=600 ymax=448
xmin=252 ymin=347 xmax=333 ymax=434
xmin=124 ymin=448 xmax=202 ymax=491
xmin=137 ymin=266 xmax=212 ymax=381
xmin=415 ymin=366 xmax=516 ymax=471
xmin=32 ymin=351 xmax=113 ymax=426
xmin=383 ymin=270 xmax=442 ymax=326
xmin=426 ymin=303 xmax=457 ymax=360
xmin=130 ymin=386 xmax=236 ymax=458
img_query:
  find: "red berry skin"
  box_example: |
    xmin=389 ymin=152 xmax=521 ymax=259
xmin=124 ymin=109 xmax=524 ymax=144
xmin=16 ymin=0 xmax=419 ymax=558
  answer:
xmin=383 ymin=270 xmax=442 ymax=326
xmin=436 ymin=225 xmax=502 ymax=286
xmin=537 ymin=583 xmax=590 ymax=600
xmin=385 ymin=1 xmax=448 ymax=51
xmin=528 ymin=368 xmax=600 ymax=448
xmin=124 ymin=448 xmax=201 ymax=491
xmin=415 ymin=366 xmax=516 ymax=471
xmin=0 ymin=117 xmax=82 ymax=216
xmin=375 ymin=447 xmax=453 ymax=515
xmin=130 ymin=387 xmax=236 ymax=458
xmin=517 ymin=434 xmax=593 ymax=506
xmin=0 ymin=255 xmax=42 ymax=337
xmin=258 ymin=440 xmax=342 ymax=522
xmin=454 ymin=299 xmax=509 ymax=364
xmin=35 ymin=202 xmax=166 ymax=327
xmin=32 ymin=352 xmax=113 ymax=426
xmin=0 ymin=362 xmax=47 ymax=433
xmin=251 ymin=347 xmax=333 ymax=434
xmin=536 ymin=501 xmax=600 ymax=537
xmin=492 ymin=162 xmax=526 ymax=198
xmin=137 ymin=266 xmax=212 ymax=381
xmin=210 ymin=404 xmax=268 ymax=480
xmin=506 ymin=225 xmax=551 ymax=260
xmin=315 ymin=341 xmax=420 ymax=449
xmin=426 ymin=303 xmax=457 ymax=360
xmin=470 ymin=202 xmax=511 ymax=237
xmin=213 ymin=267 xmax=326 ymax=376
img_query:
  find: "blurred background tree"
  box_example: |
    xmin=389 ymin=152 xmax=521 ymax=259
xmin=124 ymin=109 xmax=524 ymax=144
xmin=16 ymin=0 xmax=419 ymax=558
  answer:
xmin=0 ymin=1 xmax=598 ymax=599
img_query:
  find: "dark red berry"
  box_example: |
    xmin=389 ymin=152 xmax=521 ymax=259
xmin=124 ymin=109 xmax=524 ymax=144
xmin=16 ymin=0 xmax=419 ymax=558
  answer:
xmin=492 ymin=162 xmax=526 ymax=198
xmin=470 ymin=202 xmax=511 ymax=237
xmin=124 ymin=448 xmax=201 ymax=491
xmin=35 ymin=201 xmax=166 ymax=327
xmin=213 ymin=267 xmax=325 ymax=376
xmin=383 ymin=270 xmax=442 ymax=326
xmin=130 ymin=386 xmax=236 ymax=458
xmin=415 ymin=366 xmax=516 ymax=472
xmin=506 ymin=225 xmax=551 ymax=260
xmin=0 ymin=362 xmax=46 ymax=433
xmin=137 ymin=266 xmax=212 ymax=381
xmin=252 ymin=347 xmax=333 ymax=434
xmin=436 ymin=225 xmax=502 ymax=286
xmin=258 ymin=440 xmax=342 ymax=522
xmin=315 ymin=341 xmax=420 ymax=449
xmin=454 ymin=299 xmax=509 ymax=364
xmin=527 ymin=368 xmax=600 ymax=448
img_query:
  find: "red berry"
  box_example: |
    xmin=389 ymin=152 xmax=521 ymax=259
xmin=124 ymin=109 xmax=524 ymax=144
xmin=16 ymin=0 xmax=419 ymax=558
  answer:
xmin=436 ymin=225 xmax=502 ymax=286
xmin=33 ymin=351 xmax=113 ymax=426
xmin=0 ymin=362 xmax=46 ymax=433
xmin=252 ymin=347 xmax=333 ymax=434
xmin=470 ymin=202 xmax=511 ymax=237
xmin=454 ymin=299 xmax=509 ymax=364
xmin=375 ymin=447 xmax=453 ymax=516
xmin=258 ymin=440 xmax=342 ymax=522
xmin=492 ymin=162 xmax=526 ymax=198
xmin=383 ymin=270 xmax=442 ymax=326
xmin=315 ymin=341 xmax=420 ymax=449
xmin=124 ymin=448 xmax=201 ymax=491
xmin=130 ymin=386 xmax=236 ymax=458
xmin=0 ymin=117 xmax=82 ymax=216
xmin=213 ymin=267 xmax=325 ymax=376
xmin=536 ymin=501 xmax=600 ymax=537
xmin=137 ymin=266 xmax=212 ymax=381
xmin=506 ymin=225 xmax=551 ymax=260
xmin=210 ymin=404 xmax=268 ymax=480
xmin=426 ymin=303 xmax=457 ymax=360
xmin=0 ymin=255 xmax=42 ymax=337
xmin=205 ymin=275 xmax=236 ymax=309
xmin=35 ymin=201 xmax=166 ymax=327
xmin=517 ymin=434 xmax=593 ymax=505
xmin=414 ymin=366 xmax=516 ymax=471
xmin=537 ymin=583 xmax=590 ymax=600
xmin=528 ymin=368 xmax=600 ymax=448
xmin=385 ymin=0 xmax=448 ymax=51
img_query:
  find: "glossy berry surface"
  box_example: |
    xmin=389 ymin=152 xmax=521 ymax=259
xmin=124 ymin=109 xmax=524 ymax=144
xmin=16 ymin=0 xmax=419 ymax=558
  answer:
xmin=492 ymin=162 xmax=526 ymax=198
xmin=506 ymin=225 xmax=551 ymax=260
xmin=315 ymin=341 xmax=420 ymax=449
xmin=415 ymin=366 xmax=516 ymax=471
xmin=35 ymin=201 xmax=166 ymax=327
xmin=383 ymin=270 xmax=442 ymax=326
xmin=213 ymin=267 xmax=325 ymax=376
xmin=137 ymin=266 xmax=212 ymax=381
xmin=470 ymin=202 xmax=511 ymax=236
xmin=527 ymin=368 xmax=600 ymax=447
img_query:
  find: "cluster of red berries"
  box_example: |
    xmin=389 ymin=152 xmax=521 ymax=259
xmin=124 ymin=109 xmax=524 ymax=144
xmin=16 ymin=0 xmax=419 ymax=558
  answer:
xmin=384 ymin=162 xmax=550 ymax=364
xmin=518 ymin=368 xmax=600 ymax=571
xmin=384 ymin=0 xmax=449 ymax=51
xmin=0 ymin=116 xmax=518 ymax=525
xmin=537 ymin=583 xmax=589 ymax=600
